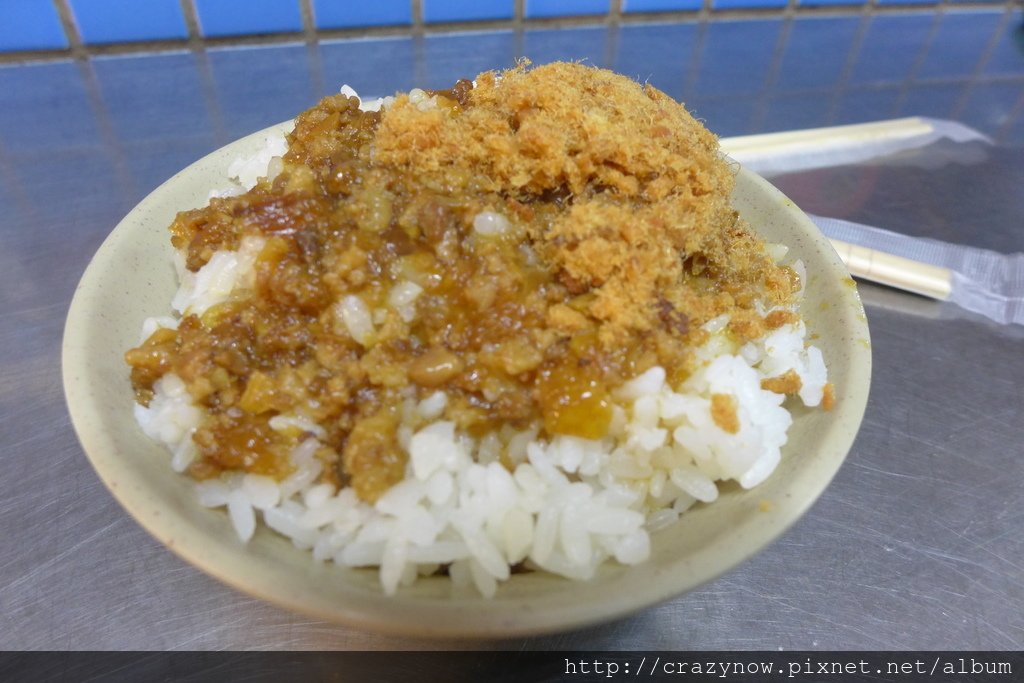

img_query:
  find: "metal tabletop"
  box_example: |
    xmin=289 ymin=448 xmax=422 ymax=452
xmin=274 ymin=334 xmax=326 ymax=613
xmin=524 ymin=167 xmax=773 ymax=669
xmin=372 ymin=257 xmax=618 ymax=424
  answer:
xmin=2 ymin=16 xmax=1023 ymax=650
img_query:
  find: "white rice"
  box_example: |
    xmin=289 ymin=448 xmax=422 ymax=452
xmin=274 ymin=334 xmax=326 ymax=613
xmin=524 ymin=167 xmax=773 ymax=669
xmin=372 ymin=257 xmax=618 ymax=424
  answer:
xmin=136 ymin=85 xmax=828 ymax=597
xmin=472 ymin=211 xmax=510 ymax=236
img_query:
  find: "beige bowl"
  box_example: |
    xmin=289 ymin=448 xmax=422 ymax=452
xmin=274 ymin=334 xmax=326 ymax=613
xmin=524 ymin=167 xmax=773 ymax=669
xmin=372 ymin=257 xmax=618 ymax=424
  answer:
xmin=63 ymin=123 xmax=871 ymax=638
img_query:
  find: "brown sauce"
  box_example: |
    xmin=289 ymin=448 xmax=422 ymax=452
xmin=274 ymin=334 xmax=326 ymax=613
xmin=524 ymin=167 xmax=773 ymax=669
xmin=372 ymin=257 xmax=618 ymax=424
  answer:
xmin=126 ymin=62 xmax=797 ymax=501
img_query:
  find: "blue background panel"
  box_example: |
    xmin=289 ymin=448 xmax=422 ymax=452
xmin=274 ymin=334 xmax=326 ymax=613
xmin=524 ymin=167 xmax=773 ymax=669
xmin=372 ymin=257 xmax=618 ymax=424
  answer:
xmin=194 ymin=0 xmax=304 ymax=37
xmin=623 ymin=0 xmax=701 ymax=10
xmin=0 ymin=0 xmax=68 ymax=51
xmin=526 ymin=0 xmax=609 ymax=18
xmin=313 ymin=0 xmax=412 ymax=28
xmin=797 ymin=0 xmax=861 ymax=8
xmin=422 ymin=0 xmax=514 ymax=23
xmin=713 ymin=0 xmax=786 ymax=10
xmin=71 ymin=0 xmax=188 ymax=44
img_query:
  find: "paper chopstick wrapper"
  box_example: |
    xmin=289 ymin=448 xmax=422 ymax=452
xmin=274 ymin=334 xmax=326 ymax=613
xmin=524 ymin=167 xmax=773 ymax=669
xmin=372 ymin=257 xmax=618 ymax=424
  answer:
xmin=718 ymin=118 xmax=971 ymax=301
xmin=720 ymin=119 xmax=1023 ymax=324
xmin=720 ymin=117 xmax=990 ymax=177
xmin=809 ymin=215 xmax=1024 ymax=326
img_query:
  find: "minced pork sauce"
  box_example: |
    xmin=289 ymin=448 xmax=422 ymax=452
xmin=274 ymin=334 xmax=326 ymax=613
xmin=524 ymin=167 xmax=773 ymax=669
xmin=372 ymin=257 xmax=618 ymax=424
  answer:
xmin=125 ymin=62 xmax=811 ymax=504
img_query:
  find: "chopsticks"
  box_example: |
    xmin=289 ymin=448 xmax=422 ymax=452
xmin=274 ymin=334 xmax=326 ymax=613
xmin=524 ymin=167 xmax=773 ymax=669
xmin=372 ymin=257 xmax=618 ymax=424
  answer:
xmin=826 ymin=238 xmax=952 ymax=300
xmin=719 ymin=118 xmax=938 ymax=173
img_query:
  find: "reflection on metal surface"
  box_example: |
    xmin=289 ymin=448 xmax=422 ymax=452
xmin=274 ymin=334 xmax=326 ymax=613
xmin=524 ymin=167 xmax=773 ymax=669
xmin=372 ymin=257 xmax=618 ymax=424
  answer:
xmin=858 ymin=281 xmax=947 ymax=321
xmin=722 ymin=117 xmax=990 ymax=177
xmin=860 ymin=281 xmax=1024 ymax=338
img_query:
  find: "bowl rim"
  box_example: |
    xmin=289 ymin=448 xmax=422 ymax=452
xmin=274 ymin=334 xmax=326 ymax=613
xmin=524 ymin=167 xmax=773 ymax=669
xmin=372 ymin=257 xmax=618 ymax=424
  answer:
xmin=62 ymin=122 xmax=872 ymax=638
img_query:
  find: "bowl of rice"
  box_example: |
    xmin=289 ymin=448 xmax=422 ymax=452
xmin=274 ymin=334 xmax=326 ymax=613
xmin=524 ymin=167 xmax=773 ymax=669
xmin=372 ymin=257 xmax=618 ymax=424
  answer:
xmin=63 ymin=62 xmax=870 ymax=637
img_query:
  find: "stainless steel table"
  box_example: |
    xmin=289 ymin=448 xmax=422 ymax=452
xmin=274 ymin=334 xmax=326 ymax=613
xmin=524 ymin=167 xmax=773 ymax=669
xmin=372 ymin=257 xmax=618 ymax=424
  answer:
xmin=2 ymin=18 xmax=1023 ymax=650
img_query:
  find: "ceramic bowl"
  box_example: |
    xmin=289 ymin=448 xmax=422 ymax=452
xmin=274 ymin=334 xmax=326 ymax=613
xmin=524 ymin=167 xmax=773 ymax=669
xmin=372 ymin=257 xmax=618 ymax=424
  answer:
xmin=63 ymin=123 xmax=871 ymax=638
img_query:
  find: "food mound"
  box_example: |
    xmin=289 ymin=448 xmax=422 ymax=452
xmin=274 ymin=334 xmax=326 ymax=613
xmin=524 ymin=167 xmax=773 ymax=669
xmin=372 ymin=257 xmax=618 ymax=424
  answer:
xmin=125 ymin=62 xmax=832 ymax=597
